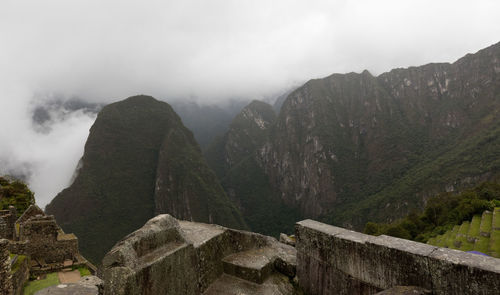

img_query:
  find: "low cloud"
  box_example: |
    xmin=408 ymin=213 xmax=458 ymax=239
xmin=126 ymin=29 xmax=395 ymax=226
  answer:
xmin=1 ymin=0 xmax=500 ymax=206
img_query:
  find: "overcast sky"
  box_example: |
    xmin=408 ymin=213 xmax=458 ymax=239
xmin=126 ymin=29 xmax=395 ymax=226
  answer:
xmin=1 ymin=0 xmax=500 ymax=207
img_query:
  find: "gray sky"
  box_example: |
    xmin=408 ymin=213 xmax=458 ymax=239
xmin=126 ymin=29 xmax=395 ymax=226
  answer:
xmin=1 ymin=0 xmax=500 ymax=207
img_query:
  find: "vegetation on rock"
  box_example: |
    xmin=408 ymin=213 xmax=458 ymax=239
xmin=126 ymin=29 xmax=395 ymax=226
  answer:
xmin=0 ymin=176 xmax=35 ymax=216
xmin=364 ymin=181 xmax=500 ymax=244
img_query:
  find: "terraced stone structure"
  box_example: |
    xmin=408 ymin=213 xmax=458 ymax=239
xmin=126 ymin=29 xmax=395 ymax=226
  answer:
xmin=102 ymin=214 xmax=299 ymax=295
xmin=427 ymin=207 xmax=500 ymax=257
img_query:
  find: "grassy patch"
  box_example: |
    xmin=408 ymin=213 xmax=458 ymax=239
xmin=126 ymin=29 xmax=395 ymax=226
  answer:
xmin=493 ymin=208 xmax=500 ymax=229
xmin=446 ymin=226 xmax=460 ymax=249
xmin=489 ymin=230 xmax=500 ymax=257
xmin=480 ymin=211 xmax=493 ymax=234
xmin=23 ymin=273 xmax=59 ymax=295
xmin=77 ymin=266 xmax=91 ymax=277
xmin=474 ymin=236 xmax=490 ymax=254
xmin=468 ymin=215 xmax=481 ymax=237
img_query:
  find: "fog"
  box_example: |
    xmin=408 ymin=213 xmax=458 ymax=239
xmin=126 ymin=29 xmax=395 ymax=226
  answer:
xmin=1 ymin=0 xmax=500 ymax=207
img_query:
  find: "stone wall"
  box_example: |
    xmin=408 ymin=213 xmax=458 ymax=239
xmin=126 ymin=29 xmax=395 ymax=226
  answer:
xmin=0 ymin=207 xmax=17 ymax=240
xmin=102 ymin=215 xmax=297 ymax=295
xmin=18 ymin=215 xmax=78 ymax=263
xmin=15 ymin=205 xmax=43 ymax=226
xmin=102 ymin=215 xmax=198 ymax=295
xmin=10 ymin=255 xmax=29 ymax=295
xmin=296 ymin=219 xmax=500 ymax=295
xmin=0 ymin=239 xmax=13 ymax=295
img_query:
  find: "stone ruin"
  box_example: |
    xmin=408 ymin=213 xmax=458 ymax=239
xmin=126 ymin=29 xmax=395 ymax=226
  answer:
xmin=102 ymin=215 xmax=500 ymax=295
xmin=3 ymin=209 xmax=499 ymax=294
xmin=0 ymin=205 xmax=95 ymax=295
xmin=103 ymin=214 xmax=298 ymax=295
xmin=0 ymin=206 xmax=17 ymax=240
xmin=0 ymin=239 xmax=13 ymax=295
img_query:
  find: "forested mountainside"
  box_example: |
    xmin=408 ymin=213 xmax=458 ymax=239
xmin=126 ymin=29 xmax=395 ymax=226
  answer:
xmin=45 ymin=95 xmax=245 ymax=263
xmin=206 ymin=41 xmax=500 ymax=233
xmin=205 ymin=101 xmax=299 ymax=236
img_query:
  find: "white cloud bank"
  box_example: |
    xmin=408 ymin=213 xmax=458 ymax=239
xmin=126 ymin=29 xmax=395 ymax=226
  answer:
xmin=1 ymin=0 xmax=500 ymax=206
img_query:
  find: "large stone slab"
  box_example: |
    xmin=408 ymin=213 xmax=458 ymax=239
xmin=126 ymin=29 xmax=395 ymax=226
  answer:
xmin=103 ymin=215 xmax=299 ymax=295
xmin=295 ymin=219 xmax=500 ymax=295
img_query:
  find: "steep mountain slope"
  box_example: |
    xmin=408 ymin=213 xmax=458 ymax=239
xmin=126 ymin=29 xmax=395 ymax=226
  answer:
xmin=170 ymin=99 xmax=250 ymax=149
xmin=46 ymin=95 xmax=245 ymax=263
xmin=205 ymin=101 xmax=299 ymax=236
xmin=260 ymin=41 xmax=500 ymax=229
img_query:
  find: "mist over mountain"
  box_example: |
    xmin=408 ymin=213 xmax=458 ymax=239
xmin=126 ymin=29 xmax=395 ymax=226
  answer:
xmin=45 ymin=95 xmax=246 ymax=262
xmin=2 ymin=1 xmax=500 ymax=208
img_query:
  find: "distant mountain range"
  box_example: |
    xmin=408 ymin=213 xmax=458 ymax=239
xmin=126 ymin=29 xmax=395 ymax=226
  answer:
xmin=207 ymin=41 xmax=500 ymax=231
xmin=47 ymin=41 xmax=500 ymax=263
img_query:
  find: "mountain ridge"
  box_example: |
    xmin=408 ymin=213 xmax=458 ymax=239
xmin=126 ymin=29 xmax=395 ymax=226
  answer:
xmin=46 ymin=95 xmax=245 ymax=263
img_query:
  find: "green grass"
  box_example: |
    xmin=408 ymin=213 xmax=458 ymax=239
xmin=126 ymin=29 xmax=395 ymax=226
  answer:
xmin=490 ymin=208 xmax=500 ymax=257
xmin=455 ymin=221 xmax=473 ymax=251
xmin=468 ymin=215 xmax=481 ymax=237
xmin=489 ymin=230 xmax=500 ymax=257
xmin=480 ymin=211 xmax=493 ymax=234
xmin=474 ymin=236 xmax=491 ymax=254
xmin=493 ymin=208 xmax=500 ymax=229
xmin=458 ymin=221 xmax=470 ymax=235
xmin=77 ymin=266 xmax=91 ymax=277
xmin=435 ymin=235 xmax=445 ymax=247
xmin=23 ymin=273 xmax=60 ymax=295
xmin=447 ymin=226 xmax=460 ymax=249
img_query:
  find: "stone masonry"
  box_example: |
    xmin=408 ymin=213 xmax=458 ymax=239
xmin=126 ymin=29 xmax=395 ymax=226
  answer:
xmin=0 ymin=206 xmax=17 ymax=240
xmin=296 ymin=219 xmax=500 ymax=295
xmin=0 ymin=239 xmax=13 ymax=295
xmin=17 ymin=214 xmax=78 ymax=263
xmin=102 ymin=214 xmax=298 ymax=295
xmin=1 ymin=205 xmax=94 ymax=295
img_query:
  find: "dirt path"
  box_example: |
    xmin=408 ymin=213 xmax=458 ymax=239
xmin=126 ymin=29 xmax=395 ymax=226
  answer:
xmin=58 ymin=270 xmax=81 ymax=283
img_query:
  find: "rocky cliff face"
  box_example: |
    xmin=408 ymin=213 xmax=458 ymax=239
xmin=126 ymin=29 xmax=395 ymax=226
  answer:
xmin=46 ymin=95 xmax=245 ymax=263
xmin=205 ymin=101 xmax=299 ymax=236
xmin=204 ymin=42 xmax=500 ymax=232
xmin=206 ymin=100 xmax=277 ymax=178
xmin=260 ymin=42 xmax=500 ymax=227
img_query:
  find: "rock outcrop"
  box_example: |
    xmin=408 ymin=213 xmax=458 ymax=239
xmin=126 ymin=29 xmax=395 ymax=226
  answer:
xmin=102 ymin=214 xmax=298 ymax=295
xmin=46 ymin=95 xmax=245 ymax=263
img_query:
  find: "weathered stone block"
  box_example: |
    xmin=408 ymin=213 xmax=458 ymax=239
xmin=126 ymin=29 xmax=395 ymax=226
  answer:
xmin=428 ymin=248 xmax=500 ymax=294
xmin=295 ymin=219 xmax=500 ymax=295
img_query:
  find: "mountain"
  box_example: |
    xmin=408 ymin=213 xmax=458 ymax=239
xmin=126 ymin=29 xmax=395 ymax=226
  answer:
xmin=45 ymin=95 xmax=245 ymax=263
xmin=204 ymin=41 xmax=500 ymax=234
xmin=205 ymin=100 xmax=299 ymax=236
xmin=261 ymin=41 xmax=500 ymax=229
xmin=170 ymin=99 xmax=250 ymax=149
